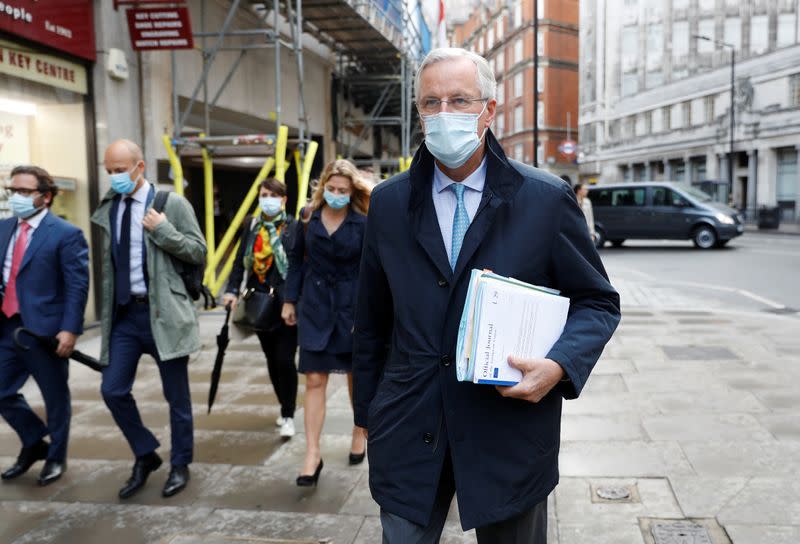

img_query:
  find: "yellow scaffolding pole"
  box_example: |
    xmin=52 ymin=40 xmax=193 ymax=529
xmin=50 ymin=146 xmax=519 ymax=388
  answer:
xmin=274 ymin=125 xmax=289 ymax=182
xmin=162 ymin=135 xmax=184 ymax=196
xmin=296 ymin=140 xmax=319 ymax=217
xmin=200 ymin=137 xmax=216 ymax=286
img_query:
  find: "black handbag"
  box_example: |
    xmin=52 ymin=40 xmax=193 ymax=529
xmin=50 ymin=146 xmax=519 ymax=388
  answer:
xmin=233 ymin=285 xmax=283 ymax=331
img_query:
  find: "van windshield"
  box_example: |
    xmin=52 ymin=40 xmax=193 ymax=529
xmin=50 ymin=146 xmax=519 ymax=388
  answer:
xmin=674 ymin=184 xmax=713 ymax=203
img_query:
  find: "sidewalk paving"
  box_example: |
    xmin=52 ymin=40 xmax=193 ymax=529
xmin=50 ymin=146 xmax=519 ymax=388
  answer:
xmin=1 ymin=286 xmax=799 ymax=543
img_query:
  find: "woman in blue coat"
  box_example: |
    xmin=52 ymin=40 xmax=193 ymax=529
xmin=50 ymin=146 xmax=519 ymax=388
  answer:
xmin=282 ymin=159 xmax=371 ymax=486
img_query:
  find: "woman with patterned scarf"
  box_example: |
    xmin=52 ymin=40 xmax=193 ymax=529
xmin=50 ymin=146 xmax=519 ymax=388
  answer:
xmin=223 ymin=178 xmax=298 ymax=439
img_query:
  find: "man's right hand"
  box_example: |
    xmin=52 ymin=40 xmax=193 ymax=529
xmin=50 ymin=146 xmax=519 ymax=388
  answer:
xmin=282 ymin=302 xmax=297 ymax=326
xmin=222 ymin=293 xmax=237 ymax=312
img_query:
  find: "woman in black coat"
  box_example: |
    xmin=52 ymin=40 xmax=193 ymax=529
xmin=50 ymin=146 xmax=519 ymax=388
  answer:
xmin=282 ymin=159 xmax=371 ymax=486
xmin=223 ymin=178 xmax=298 ymax=439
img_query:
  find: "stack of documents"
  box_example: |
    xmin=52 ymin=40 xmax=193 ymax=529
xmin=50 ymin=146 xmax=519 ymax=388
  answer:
xmin=456 ymin=270 xmax=570 ymax=386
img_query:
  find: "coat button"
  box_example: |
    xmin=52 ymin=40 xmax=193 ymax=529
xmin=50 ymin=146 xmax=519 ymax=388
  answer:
xmin=440 ymin=355 xmax=452 ymax=367
xmin=437 ymin=278 xmax=448 ymax=288
xmin=423 ymin=432 xmax=434 ymax=444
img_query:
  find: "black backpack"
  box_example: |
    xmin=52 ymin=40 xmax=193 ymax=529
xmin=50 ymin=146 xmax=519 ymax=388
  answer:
xmin=152 ymin=191 xmax=216 ymax=309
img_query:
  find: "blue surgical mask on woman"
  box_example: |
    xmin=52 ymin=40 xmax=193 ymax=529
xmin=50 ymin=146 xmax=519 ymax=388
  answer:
xmin=323 ymin=189 xmax=350 ymax=210
xmin=260 ymin=196 xmax=283 ymax=217
xmin=110 ymin=165 xmax=140 ymax=195
xmin=422 ymin=103 xmax=488 ymax=168
xmin=8 ymin=193 xmax=41 ymax=219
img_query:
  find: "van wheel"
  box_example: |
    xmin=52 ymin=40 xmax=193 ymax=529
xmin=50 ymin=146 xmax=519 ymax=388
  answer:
xmin=610 ymin=239 xmax=625 ymax=248
xmin=692 ymin=225 xmax=717 ymax=249
xmin=594 ymin=228 xmax=607 ymax=249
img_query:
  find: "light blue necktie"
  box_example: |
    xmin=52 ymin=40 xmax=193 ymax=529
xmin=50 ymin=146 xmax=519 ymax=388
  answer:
xmin=449 ymin=183 xmax=469 ymax=270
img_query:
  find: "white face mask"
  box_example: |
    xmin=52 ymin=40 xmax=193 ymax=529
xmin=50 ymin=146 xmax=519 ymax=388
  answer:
xmin=423 ymin=103 xmax=488 ymax=168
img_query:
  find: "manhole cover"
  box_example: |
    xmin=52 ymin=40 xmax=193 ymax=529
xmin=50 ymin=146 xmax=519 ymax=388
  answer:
xmin=652 ymin=521 xmax=713 ymax=544
xmin=596 ymin=485 xmax=631 ymax=500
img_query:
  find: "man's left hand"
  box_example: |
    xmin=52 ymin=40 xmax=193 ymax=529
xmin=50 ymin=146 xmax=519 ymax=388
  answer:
xmin=496 ymin=356 xmax=565 ymax=403
xmin=55 ymin=331 xmax=78 ymax=358
xmin=143 ymin=209 xmax=167 ymax=232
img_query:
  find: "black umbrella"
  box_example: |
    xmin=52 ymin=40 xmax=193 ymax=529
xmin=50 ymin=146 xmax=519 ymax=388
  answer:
xmin=207 ymin=302 xmax=233 ymax=414
xmin=14 ymin=327 xmax=104 ymax=372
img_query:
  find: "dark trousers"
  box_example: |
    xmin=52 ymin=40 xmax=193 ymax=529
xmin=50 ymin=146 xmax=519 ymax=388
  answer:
xmin=0 ymin=315 xmax=70 ymax=461
xmin=380 ymin=451 xmax=548 ymax=543
xmin=101 ymin=302 xmax=193 ymax=465
xmin=256 ymin=324 xmax=298 ymax=419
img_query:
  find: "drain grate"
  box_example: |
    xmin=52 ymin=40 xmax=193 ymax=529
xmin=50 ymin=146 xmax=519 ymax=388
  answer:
xmin=651 ymin=521 xmax=713 ymax=544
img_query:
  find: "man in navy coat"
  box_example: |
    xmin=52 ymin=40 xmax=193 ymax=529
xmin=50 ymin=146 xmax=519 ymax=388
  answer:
xmin=353 ymin=48 xmax=621 ymax=542
xmin=0 ymin=165 xmax=89 ymax=486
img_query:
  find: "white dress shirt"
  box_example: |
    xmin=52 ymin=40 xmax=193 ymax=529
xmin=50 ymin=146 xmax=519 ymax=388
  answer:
xmin=431 ymin=159 xmax=487 ymax=265
xmin=3 ymin=209 xmax=49 ymax=284
xmin=115 ymin=181 xmax=151 ymax=295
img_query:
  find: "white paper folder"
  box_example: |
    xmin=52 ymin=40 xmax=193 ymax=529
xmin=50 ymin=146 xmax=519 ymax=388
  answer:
xmin=456 ymin=270 xmax=570 ymax=385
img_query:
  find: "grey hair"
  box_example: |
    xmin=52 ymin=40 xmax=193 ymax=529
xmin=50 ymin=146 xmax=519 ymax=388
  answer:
xmin=415 ymin=47 xmax=497 ymax=102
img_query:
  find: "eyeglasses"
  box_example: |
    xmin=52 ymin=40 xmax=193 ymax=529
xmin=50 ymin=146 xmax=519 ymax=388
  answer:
xmin=417 ymin=96 xmax=488 ymax=115
xmin=5 ymin=188 xmax=40 ymax=197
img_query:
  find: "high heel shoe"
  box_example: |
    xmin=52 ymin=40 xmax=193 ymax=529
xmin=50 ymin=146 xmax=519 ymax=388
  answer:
xmin=296 ymin=459 xmax=323 ymax=487
xmin=348 ymin=450 xmax=366 ymax=465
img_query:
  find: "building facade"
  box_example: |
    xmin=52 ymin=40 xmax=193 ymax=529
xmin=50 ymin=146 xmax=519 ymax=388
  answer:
xmin=580 ymin=0 xmax=800 ymax=222
xmin=453 ymin=0 xmax=580 ymax=182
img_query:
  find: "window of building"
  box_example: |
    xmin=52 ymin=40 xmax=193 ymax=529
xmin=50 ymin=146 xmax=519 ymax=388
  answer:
xmin=515 ymin=38 xmax=523 ymax=65
xmin=623 ymin=116 xmax=635 ymax=139
xmin=495 ymin=113 xmax=504 ymax=138
xmin=698 ymin=0 xmax=715 ymax=12
xmin=537 ymin=143 xmax=544 ymax=165
xmin=651 ymin=108 xmax=663 ymax=133
xmin=672 ymin=0 xmax=689 ymax=11
xmin=724 ymin=17 xmax=741 ymax=51
xmin=776 ymin=148 xmax=798 ymax=202
xmin=514 ymin=1 xmax=522 ymax=28
xmin=537 ymin=66 xmax=544 ymax=92
xmin=777 ymin=13 xmax=796 ymax=48
xmin=515 ymin=104 xmax=524 ymax=131
xmin=670 ymin=103 xmax=683 ymax=128
xmin=750 ymin=15 xmax=769 ymax=55
xmin=514 ymin=72 xmax=523 ymax=97
xmin=672 ymin=21 xmax=689 ymax=68
xmin=487 ymin=27 xmax=495 ymax=50
xmin=663 ymin=106 xmax=671 ymax=131
xmin=691 ymin=98 xmax=704 ymax=126
xmin=537 ymin=32 xmax=544 ymax=56
xmin=496 ymin=49 xmax=505 ymax=74
xmin=514 ymin=143 xmax=524 ymax=161
xmin=621 ymin=26 xmax=638 ymax=71
xmin=646 ymin=23 xmax=663 ymax=70
xmin=697 ymin=19 xmax=715 ymax=53
xmin=647 ymin=71 xmax=664 ymax=88
xmin=705 ymin=95 xmax=715 ymax=123
xmin=621 ymin=72 xmax=638 ymax=96
xmin=537 ymin=100 xmax=544 ymax=126
xmin=497 ymin=80 xmax=505 ymax=105
xmin=790 ymin=74 xmax=800 ymax=107
xmin=608 ymin=119 xmax=620 ymax=140
xmin=636 ymin=113 xmax=647 ymax=136
xmin=683 ymin=102 xmax=692 ymax=126
xmin=497 ymin=18 xmax=504 ymax=41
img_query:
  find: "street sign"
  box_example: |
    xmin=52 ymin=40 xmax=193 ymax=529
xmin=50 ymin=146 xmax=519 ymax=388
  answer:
xmin=558 ymin=139 xmax=577 ymax=156
xmin=126 ymin=7 xmax=194 ymax=51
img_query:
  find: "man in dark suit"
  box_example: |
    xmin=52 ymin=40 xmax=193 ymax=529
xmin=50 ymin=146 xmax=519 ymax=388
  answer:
xmin=353 ymin=48 xmax=621 ymax=542
xmin=0 ymin=165 xmax=89 ymax=486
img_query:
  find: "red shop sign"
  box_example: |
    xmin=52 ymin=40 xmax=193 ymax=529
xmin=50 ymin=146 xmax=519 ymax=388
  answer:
xmin=0 ymin=0 xmax=95 ymax=61
xmin=126 ymin=7 xmax=194 ymax=51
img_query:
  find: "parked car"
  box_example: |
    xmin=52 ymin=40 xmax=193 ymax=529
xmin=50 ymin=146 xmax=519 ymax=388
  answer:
xmin=587 ymin=182 xmax=744 ymax=249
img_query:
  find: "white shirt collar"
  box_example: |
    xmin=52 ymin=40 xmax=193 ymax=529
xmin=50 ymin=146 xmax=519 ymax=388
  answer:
xmin=19 ymin=208 xmax=48 ymax=229
xmin=128 ymin=180 xmax=151 ymax=203
xmin=433 ymin=158 xmax=487 ymax=194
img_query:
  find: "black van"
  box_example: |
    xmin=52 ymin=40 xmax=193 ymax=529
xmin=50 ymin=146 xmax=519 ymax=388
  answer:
xmin=587 ymin=182 xmax=744 ymax=249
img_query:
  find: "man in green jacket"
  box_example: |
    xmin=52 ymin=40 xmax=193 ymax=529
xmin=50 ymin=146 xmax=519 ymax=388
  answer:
xmin=91 ymin=139 xmax=206 ymax=499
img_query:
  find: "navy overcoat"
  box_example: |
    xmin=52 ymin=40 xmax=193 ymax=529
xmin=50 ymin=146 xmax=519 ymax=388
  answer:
xmin=352 ymin=133 xmax=621 ymax=530
xmin=285 ymin=207 xmax=366 ymax=354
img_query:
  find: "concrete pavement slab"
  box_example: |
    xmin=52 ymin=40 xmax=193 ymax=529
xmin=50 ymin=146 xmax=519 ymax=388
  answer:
xmin=641 ymin=413 xmax=774 ymax=442
xmin=560 ymin=415 xmax=648 ymax=441
xmin=724 ymin=525 xmax=800 ymax=544
xmin=558 ymin=440 xmax=695 ymax=477
xmin=716 ymin=477 xmax=800 ymax=526
xmin=667 ymin=477 xmax=750 ymax=518
xmin=680 ymin=441 xmax=800 ymax=477
xmin=0 ymin=502 xmax=58 ymax=543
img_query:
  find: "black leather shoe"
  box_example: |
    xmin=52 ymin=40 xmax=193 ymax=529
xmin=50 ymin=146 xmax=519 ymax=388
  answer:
xmin=118 ymin=452 xmax=163 ymax=499
xmin=37 ymin=460 xmax=66 ymax=486
xmin=296 ymin=459 xmax=323 ymax=487
xmin=1 ymin=440 xmax=49 ymax=480
xmin=162 ymin=465 xmax=190 ymax=498
xmin=348 ymin=451 xmax=366 ymax=466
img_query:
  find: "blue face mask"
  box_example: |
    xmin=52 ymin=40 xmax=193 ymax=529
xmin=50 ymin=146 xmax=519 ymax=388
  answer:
xmin=8 ymin=193 xmax=41 ymax=219
xmin=260 ymin=196 xmax=283 ymax=217
xmin=423 ymin=103 xmax=488 ymax=168
xmin=110 ymin=166 xmax=139 ymax=195
xmin=324 ymin=189 xmax=350 ymax=210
